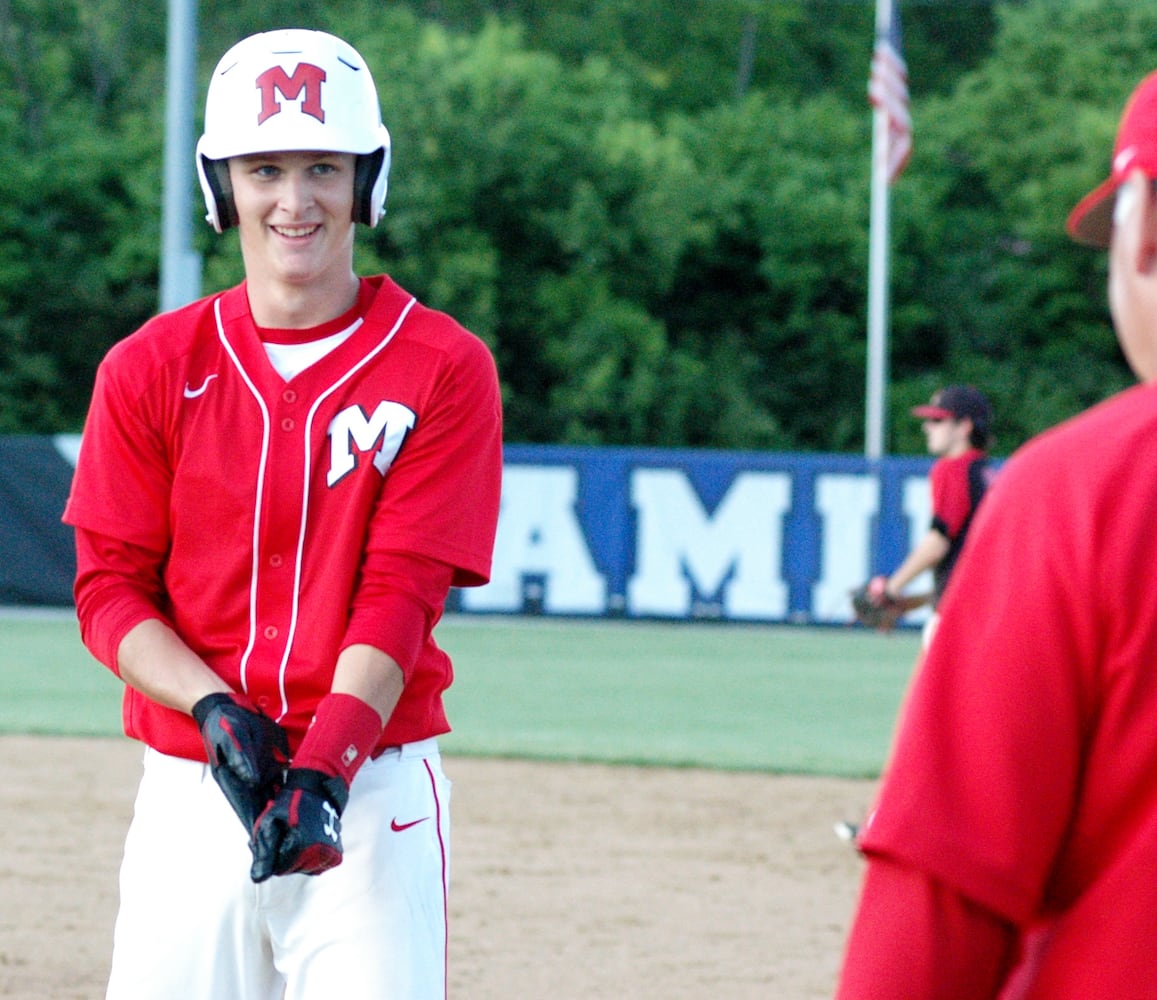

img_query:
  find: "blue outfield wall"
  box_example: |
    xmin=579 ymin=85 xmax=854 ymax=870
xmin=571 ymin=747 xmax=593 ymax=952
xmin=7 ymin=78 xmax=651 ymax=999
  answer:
xmin=0 ymin=435 xmax=82 ymax=606
xmin=456 ymin=443 xmax=939 ymax=626
xmin=3 ymin=434 xmax=944 ymax=626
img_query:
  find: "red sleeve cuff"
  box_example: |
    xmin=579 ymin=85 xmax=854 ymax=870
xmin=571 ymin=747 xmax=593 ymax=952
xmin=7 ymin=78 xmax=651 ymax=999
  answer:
xmin=293 ymin=692 xmax=383 ymax=786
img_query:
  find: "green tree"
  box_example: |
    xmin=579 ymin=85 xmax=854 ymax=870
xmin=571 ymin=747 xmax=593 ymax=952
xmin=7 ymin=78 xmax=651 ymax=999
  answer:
xmin=0 ymin=0 xmax=1150 ymax=457
xmin=406 ymin=0 xmax=998 ymax=111
xmin=336 ymin=11 xmax=712 ymax=443
xmin=655 ymin=92 xmax=873 ymax=451
xmin=0 ymin=1 xmax=165 ymax=431
xmin=886 ymin=0 xmax=1157 ymax=453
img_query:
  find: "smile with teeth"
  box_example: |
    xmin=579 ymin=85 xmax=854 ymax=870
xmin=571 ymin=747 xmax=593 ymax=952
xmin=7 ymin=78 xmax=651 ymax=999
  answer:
xmin=273 ymin=224 xmax=320 ymax=238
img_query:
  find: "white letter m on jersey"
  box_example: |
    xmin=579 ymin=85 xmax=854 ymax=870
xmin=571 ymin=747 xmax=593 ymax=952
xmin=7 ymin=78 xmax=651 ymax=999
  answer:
xmin=327 ymin=401 xmax=417 ymax=487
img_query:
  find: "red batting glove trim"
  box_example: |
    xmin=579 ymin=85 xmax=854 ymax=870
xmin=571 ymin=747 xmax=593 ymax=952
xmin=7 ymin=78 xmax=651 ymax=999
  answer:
xmin=293 ymin=693 xmax=384 ymax=787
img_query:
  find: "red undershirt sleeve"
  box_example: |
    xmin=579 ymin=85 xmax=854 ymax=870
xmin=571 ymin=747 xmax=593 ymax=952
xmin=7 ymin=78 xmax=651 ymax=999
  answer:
xmin=77 ymin=525 xmax=455 ymax=686
xmin=836 ymin=855 xmax=1019 ymax=1000
xmin=341 ymin=550 xmax=455 ymax=681
xmin=73 ymin=528 xmax=172 ymax=675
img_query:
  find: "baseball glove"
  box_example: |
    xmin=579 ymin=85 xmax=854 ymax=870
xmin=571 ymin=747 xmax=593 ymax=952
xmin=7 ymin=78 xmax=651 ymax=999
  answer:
xmin=850 ymin=577 xmax=904 ymax=631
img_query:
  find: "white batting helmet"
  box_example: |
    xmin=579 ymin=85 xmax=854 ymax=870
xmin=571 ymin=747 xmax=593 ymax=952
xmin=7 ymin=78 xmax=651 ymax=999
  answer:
xmin=195 ymin=28 xmax=392 ymax=232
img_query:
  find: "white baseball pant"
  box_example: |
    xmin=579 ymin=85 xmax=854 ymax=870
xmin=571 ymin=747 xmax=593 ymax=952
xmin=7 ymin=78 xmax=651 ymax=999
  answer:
xmin=105 ymin=738 xmax=450 ymax=1000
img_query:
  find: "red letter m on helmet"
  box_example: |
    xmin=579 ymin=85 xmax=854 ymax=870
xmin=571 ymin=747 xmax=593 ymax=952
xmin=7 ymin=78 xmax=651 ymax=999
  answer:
xmin=256 ymin=63 xmax=327 ymax=125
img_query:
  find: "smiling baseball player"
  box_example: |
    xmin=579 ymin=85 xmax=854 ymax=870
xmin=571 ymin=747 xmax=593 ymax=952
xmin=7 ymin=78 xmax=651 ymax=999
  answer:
xmin=63 ymin=28 xmax=502 ymax=999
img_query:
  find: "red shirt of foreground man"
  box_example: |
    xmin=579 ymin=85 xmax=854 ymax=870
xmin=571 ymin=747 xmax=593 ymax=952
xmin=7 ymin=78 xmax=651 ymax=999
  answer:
xmin=836 ymin=69 xmax=1157 ymax=999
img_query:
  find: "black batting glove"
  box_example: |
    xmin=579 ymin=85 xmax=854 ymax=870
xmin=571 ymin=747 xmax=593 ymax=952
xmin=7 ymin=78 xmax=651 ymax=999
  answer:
xmin=249 ymin=767 xmax=350 ymax=883
xmin=192 ymin=692 xmax=290 ymax=832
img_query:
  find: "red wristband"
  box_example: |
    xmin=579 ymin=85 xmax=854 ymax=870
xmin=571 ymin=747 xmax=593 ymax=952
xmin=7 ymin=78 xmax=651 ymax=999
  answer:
xmin=294 ymin=693 xmax=384 ymax=787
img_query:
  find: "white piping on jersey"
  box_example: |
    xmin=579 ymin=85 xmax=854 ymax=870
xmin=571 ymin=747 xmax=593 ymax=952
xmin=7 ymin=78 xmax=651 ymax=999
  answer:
xmin=213 ymin=293 xmax=419 ymax=721
xmin=213 ymin=296 xmax=272 ymax=700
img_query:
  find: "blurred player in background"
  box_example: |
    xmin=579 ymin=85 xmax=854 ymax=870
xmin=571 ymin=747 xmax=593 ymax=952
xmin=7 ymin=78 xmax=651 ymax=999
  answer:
xmin=836 ymin=68 xmax=1157 ymax=998
xmin=860 ymin=384 xmax=994 ymax=646
xmin=838 ymin=384 xmax=994 ymax=843
xmin=63 ymin=28 xmax=502 ymax=999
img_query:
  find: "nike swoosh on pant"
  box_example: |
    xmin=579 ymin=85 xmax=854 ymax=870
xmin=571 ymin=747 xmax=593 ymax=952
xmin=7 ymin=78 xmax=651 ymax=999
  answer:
xmin=390 ymin=817 xmax=430 ymax=832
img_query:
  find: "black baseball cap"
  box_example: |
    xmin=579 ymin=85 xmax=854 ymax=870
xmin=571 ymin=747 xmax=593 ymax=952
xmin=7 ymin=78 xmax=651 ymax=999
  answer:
xmin=911 ymin=385 xmax=991 ymax=425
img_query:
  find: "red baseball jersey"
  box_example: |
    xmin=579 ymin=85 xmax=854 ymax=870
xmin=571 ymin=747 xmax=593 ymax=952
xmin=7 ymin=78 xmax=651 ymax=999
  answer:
xmin=854 ymin=380 xmax=1157 ymax=996
xmin=927 ymin=446 xmax=992 ymax=601
xmin=64 ymin=275 xmax=502 ymax=759
xmin=928 ymin=447 xmax=987 ymax=538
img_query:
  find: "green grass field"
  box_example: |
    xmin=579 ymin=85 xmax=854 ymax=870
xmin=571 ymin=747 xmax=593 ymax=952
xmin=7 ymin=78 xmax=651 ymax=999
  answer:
xmin=0 ymin=611 xmax=920 ymax=778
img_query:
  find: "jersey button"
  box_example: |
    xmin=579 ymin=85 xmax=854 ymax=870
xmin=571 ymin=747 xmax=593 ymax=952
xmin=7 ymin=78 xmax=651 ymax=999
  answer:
xmin=281 ymin=417 xmax=295 ymax=432
xmin=282 ymin=389 xmax=297 ymax=404
xmin=256 ymin=695 xmax=270 ymax=710
xmin=268 ymin=553 xmax=283 ymax=568
xmin=263 ymin=625 xmax=279 ymax=640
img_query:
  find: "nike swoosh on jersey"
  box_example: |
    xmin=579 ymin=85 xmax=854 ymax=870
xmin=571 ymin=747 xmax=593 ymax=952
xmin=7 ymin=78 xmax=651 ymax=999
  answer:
xmin=183 ymin=374 xmax=219 ymax=399
xmin=390 ymin=816 xmax=430 ymax=832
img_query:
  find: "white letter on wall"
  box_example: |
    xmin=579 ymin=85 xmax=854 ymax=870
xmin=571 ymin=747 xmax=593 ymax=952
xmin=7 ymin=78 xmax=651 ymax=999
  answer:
xmin=900 ymin=475 xmax=933 ymax=624
xmin=811 ymin=474 xmax=879 ymax=621
xmin=627 ymin=469 xmax=790 ymax=618
xmin=460 ymin=465 xmax=606 ymax=613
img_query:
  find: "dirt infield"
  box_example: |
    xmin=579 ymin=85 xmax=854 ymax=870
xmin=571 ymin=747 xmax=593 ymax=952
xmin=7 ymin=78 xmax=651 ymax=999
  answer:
xmin=0 ymin=735 xmax=874 ymax=999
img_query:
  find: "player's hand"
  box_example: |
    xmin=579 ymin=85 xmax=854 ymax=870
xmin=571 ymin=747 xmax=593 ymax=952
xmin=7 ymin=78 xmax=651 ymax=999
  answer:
xmin=850 ymin=577 xmax=903 ymax=632
xmin=192 ymin=692 xmax=289 ymax=832
xmin=249 ymin=767 xmax=350 ymax=882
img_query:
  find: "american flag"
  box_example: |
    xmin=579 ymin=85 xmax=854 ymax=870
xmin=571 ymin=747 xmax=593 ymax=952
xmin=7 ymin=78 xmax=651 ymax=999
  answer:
xmin=868 ymin=3 xmax=911 ymax=185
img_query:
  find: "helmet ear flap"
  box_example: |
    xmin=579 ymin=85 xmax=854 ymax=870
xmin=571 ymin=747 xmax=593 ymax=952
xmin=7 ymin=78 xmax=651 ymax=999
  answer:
xmin=353 ymin=149 xmax=385 ymax=226
xmin=195 ymin=143 xmax=238 ymax=233
xmin=352 ymin=126 xmax=391 ymax=227
xmin=349 ymin=140 xmax=391 ymax=226
xmin=351 ymin=148 xmax=384 ymax=226
xmin=205 ymin=158 xmax=238 ymax=232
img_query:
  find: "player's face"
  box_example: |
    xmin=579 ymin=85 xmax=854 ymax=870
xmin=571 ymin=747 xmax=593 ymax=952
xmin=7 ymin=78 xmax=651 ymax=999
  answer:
xmin=229 ymin=150 xmax=357 ymax=294
xmin=1108 ymin=172 xmax=1157 ymax=381
xmin=922 ymin=416 xmax=970 ymax=457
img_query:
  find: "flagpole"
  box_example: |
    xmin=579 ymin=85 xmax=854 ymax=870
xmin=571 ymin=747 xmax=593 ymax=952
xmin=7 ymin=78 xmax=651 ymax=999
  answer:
xmin=159 ymin=0 xmax=202 ymax=312
xmin=865 ymin=0 xmax=893 ymax=460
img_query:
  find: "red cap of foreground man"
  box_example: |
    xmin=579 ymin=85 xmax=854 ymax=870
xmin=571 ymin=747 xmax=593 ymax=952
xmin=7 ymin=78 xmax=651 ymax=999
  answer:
xmin=1068 ymin=70 xmax=1157 ymax=248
